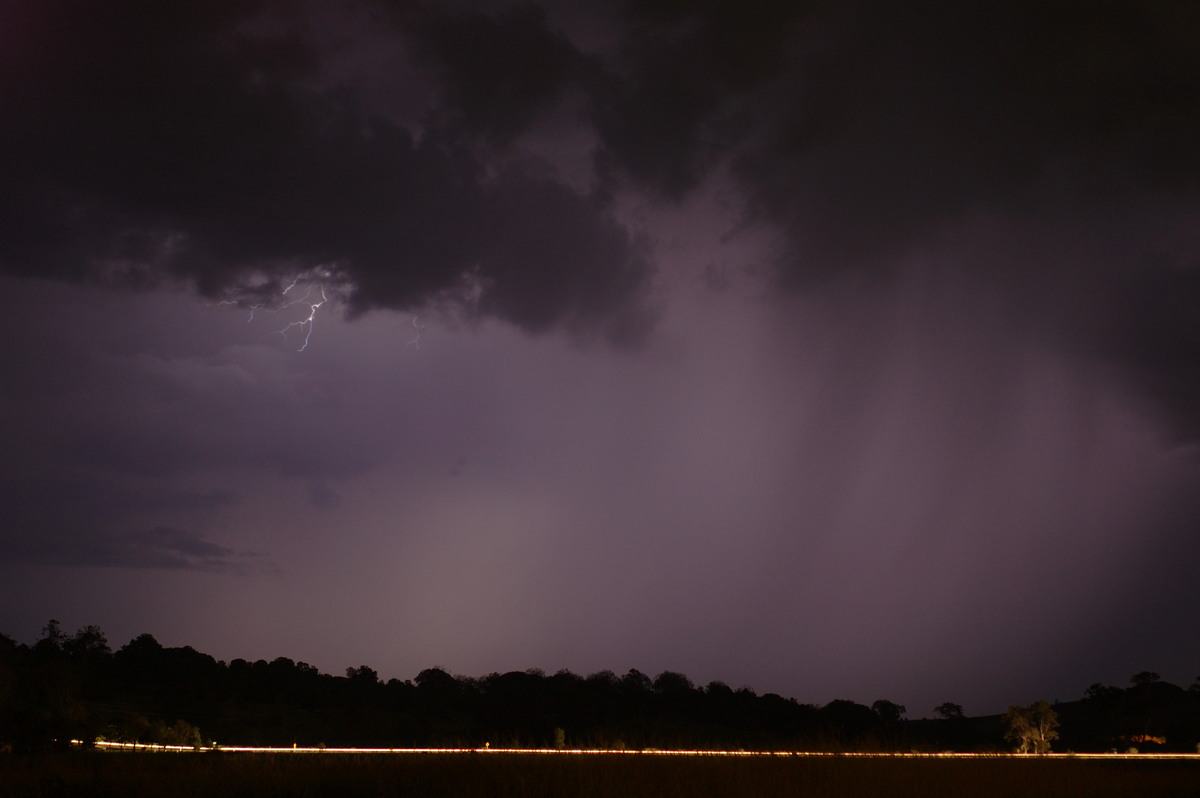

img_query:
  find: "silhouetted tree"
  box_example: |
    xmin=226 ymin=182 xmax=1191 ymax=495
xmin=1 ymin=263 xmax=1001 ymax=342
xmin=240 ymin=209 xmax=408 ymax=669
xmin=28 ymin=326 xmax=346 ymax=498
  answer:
xmin=819 ymin=700 xmax=879 ymax=750
xmin=621 ymin=669 xmax=653 ymax=696
xmin=871 ymin=699 xmax=906 ymax=724
xmin=346 ymin=665 xmax=379 ymax=684
xmin=64 ymin=626 xmax=110 ymax=659
xmin=414 ymin=668 xmax=458 ymax=693
xmin=934 ymin=702 xmax=965 ymax=721
xmin=0 ymin=634 xmax=17 ymax=726
xmin=38 ymin=620 xmax=66 ymax=652
xmin=1131 ymin=671 xmax=1161 ymax=687
xmin=1084 ymin=682 xmax=1122 ymax=703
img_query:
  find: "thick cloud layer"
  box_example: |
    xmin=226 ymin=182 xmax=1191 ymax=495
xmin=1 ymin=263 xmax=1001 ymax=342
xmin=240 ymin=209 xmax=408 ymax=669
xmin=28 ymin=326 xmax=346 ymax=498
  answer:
xmin=5 ymin=1 xmax=1198 ymax=422
xmin=0 ymin=1 xmax=651 ymax=342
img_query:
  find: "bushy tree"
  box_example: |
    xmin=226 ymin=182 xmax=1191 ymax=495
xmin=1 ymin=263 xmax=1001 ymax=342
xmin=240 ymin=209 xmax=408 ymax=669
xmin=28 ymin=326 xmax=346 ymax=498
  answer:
xmin=1003 ymin=700 xmax=1059 ymax=753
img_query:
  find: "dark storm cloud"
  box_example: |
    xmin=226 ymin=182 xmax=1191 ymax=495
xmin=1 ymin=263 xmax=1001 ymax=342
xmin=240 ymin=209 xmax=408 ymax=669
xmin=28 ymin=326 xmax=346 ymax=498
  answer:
xmin=732 ymin=2 xmax=1200 ymax=265
xmin=0 ymin=472 xmax=256 ymax=571
xmin=396 ymin=3 xmax=579 ymax=145
xmin=0 ymin=472 xmax=234 ymax=526
xmin=589 ymin=1 xmax=1200 ymax=437
xmin=11 ymin=1 xmax=1194 ymax=369
xmin=0 ymin=0 xmax=652 ymax=343
xmin=590 ymin=0 xmax=817 ymax=198
xmin=582 ymin=2 xmax=1200 ymax=253
xmin=8 ymin=524 xmax=261 ymax=572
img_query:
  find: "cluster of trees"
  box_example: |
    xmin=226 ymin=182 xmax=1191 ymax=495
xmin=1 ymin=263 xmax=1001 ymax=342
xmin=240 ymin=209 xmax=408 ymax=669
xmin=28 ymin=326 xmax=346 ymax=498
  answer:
xmin=1053 ymin=672 xmax=1200 ymax=752
xmin=0 ymin=623 xmax=912 ymax=751
xmin=3 ymin=624 xmax=1198 ymax=753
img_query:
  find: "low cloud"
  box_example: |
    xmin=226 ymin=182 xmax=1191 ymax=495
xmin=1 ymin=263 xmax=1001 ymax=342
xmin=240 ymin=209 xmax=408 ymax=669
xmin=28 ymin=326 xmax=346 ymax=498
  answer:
xmin=3 ymin=524 xmax=267 ymax=573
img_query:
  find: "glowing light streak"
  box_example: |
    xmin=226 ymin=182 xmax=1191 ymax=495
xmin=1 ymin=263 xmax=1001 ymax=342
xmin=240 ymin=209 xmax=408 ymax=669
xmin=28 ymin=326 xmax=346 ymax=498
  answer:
xmin=70 ymin=741 xmax=1200 ymax=760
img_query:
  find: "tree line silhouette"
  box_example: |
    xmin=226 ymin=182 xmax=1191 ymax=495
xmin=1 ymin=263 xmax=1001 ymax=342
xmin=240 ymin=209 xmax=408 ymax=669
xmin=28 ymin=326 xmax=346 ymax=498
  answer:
xmin=3 ymin=623 xmax=1198 ymax=753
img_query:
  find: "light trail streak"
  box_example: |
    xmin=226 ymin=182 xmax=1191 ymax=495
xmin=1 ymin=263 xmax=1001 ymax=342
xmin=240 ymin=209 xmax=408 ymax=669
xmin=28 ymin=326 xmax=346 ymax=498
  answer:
xmin=70 ymin=741 xmax=1200 ymax=760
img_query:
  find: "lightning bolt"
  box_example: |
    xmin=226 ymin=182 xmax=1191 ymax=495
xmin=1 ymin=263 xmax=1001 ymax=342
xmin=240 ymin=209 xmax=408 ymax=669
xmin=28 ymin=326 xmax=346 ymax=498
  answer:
xmin=211 ymin=265 xmax=348 ymax=352
xmin=208 ymin=298 xmax=260 ymax=322
xmin=407 ymin=315 xmax=424 ymax=349
xmin=212 ymin=265 xmax=428 ymax=353
xmin=278 ymin=285 xmax=328 ymax=352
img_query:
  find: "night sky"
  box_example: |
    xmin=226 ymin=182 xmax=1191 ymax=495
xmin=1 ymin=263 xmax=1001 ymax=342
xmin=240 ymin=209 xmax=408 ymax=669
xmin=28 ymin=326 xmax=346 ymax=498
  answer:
xmin=3 ymin=1 xmax=1200 ymax=717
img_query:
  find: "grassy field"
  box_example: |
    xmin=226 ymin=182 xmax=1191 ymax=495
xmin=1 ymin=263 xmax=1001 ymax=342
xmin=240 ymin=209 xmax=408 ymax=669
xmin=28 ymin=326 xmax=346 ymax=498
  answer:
xmin=3 ymin=752 xmax=1200 ymax=798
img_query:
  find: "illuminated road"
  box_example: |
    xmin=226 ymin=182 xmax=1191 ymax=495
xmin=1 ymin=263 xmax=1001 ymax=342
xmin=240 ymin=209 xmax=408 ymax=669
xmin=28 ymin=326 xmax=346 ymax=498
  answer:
xmin=70 ymin=740 xmax=1200 ymax=760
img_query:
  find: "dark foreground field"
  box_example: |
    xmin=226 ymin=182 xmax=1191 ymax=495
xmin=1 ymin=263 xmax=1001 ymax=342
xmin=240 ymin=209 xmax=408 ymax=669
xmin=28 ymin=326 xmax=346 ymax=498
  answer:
xmin=3 ymin=753 xmax=1200 ymax=798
